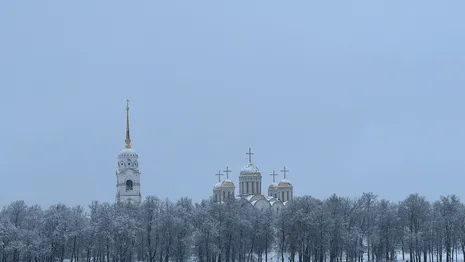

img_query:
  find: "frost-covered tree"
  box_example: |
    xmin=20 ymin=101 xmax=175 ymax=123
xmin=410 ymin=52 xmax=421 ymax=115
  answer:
xmin=399 ymin=193 xmax=430 ymax=262
xmin=5 ymin=192 xmax=465 ymax=261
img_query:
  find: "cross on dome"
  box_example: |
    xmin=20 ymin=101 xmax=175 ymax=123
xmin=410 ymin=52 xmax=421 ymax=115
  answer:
xmin=215 ymin=170 xmax=224 ymax=182
xmin=280 ymin=166 xmax=289 ymax=179
xmin=270 ymin=170 xmax=278 ymax=183
xmin=223 ymin=166 xmax=232 ymax=179
xmin=246 ymin=147 xmax=254 ymax=163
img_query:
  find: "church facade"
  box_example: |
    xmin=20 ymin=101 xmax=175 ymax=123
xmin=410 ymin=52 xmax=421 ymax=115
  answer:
xmin=115 ymin=100 xmax=142 ymax=204
xmin=212 ymin=148 xmax=294 ymax=213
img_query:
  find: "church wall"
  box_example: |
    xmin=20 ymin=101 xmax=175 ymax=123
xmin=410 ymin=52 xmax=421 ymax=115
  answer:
xmin=116 ymin=168 xmax=141 ymax=204
xmin=212 ymin=186 xmax=235 ymax=203
xmin=239 ymin=174 xmax=262 ymax=197
xmin=253 ymin=199 xmax=271 ymax=211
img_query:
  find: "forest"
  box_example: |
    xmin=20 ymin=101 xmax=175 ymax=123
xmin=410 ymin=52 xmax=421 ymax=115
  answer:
xmin=1 ymin=193 xmax=465 ymax=262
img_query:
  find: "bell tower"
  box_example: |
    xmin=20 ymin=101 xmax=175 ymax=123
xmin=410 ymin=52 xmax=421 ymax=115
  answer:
xmin=115 ymin=100 xmax=141 ymax=204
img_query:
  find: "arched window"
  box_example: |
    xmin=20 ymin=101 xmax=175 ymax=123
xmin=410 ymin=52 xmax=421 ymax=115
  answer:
xmin=126 ymin=180 xmax=133 ymax=191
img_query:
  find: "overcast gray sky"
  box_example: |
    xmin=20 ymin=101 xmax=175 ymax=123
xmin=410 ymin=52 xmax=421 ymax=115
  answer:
xmin=1 ymin=1 xmax=464 ymax=208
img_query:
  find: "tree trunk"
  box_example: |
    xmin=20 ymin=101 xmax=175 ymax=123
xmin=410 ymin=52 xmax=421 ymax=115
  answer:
xmin=402 ymin=239 xmax=405 ymax=261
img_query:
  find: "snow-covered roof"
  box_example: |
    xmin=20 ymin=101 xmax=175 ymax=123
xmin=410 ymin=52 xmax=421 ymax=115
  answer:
xmin=266 ymin=196 xmax=277 ymax=201
xmin=221 ymin=179 xmax=235 ymax=187
xmin=268 ymin=182 xmax=279 ymax=189
xmin=251 ymin=199 xmax=272 ymax=208
xmin=213 ymin=180 xmax=235 ymax=189
xmin=240 ymin=162 xmax=261 ymax=176
xmin=248 ymin=195 xmax=266 ymax=202
xmin=270 ymin=200 xmax=284 ymax=207
xmin=278 ymin=179 xmax=292 ymax=187
xmin=118 ymin=148 xmax=138 ymax=157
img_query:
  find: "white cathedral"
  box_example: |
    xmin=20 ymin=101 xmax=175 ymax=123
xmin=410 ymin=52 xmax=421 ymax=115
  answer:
xmin=114 ymin=101 xmax=294 ymax=210
xmin=212 ymin=148 xmax=294 ymax=213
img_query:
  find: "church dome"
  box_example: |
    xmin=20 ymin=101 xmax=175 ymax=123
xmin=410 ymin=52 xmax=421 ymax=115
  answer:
xmin=118 ymin=148 xmax=138 ymax=157
xmin=213 ymin=182 xmax=222 ymax=189
xmin=278 ymin=179 xmax=292 ymax=187
xmin=221 ymin=179 xmax=235 ymax=187
xmin=268 ymin=182 xmax=278 ymax=189
xmin=240 ymin=163 xmax=261 ymax=176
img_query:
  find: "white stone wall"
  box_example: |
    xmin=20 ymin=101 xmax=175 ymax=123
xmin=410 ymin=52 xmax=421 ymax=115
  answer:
xmin=213 ymin=186 xmax=235 ymax=202
xmin=268 ymin=188 xmax=279 ymax=199
xmin=253 ymin=199 xmax=272 ymax=211
xmin=116 ymin=149 xmax=141 ymax=204
xmin=268 ymin=187 xmax=293 ymax=202
xmin=239 ymin=175 xmax=262 ymax=196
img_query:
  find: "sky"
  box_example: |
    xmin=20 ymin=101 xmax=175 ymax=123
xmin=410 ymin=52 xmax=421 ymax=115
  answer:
xmin=1 ymin=1 xmax=465 ymax=208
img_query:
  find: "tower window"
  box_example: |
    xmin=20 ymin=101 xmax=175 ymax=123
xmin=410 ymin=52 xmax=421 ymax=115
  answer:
xmin=126 ymin=180 xmax=133 ymax=191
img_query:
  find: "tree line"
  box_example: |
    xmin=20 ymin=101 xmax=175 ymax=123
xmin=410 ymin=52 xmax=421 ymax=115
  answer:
xmin=1 ymin=193 xmax=465 ymax=262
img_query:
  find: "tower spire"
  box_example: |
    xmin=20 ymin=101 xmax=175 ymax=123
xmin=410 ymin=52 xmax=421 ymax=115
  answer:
xmin=125 ymin=99 xmax=131 ymax=149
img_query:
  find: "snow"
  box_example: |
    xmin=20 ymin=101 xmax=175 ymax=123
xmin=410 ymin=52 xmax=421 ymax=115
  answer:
xmin=240 ymin=162 xmax=261 ymax=175
xmin=118 ymin=148 xmax=138 ymax=157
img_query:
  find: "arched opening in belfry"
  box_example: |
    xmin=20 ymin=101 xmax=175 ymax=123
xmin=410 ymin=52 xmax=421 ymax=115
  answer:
xmin=126 ymin=180 xmax=133 ymax=191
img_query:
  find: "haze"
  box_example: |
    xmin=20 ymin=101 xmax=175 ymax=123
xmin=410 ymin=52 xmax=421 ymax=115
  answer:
xmin=1 ymin=1 xmax=464 ymax=208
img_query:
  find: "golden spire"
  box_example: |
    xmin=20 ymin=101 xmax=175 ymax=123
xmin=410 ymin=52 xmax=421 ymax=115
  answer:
xmin=125 ymin=99 xmax=131 ymax=149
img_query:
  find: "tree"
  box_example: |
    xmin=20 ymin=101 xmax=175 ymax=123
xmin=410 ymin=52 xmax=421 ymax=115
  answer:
xmin=399 ymin=193 xmax=430 ymax=262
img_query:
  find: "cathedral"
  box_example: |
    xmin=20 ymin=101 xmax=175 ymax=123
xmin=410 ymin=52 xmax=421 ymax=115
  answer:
xmin=212 ymin=148 xmax=294 ymax=213
xmin=115 ymin=100 xmax=142 ymax=204
xmin=113 ymin=101 xmax=294 ymax=209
